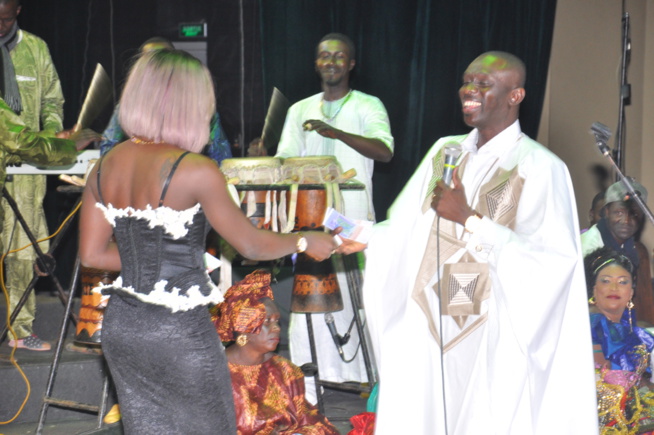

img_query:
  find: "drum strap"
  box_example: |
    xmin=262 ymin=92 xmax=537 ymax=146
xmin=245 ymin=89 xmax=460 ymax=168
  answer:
xmin=283 ymin=184 xmax=300 ymax=233
xmin=278 ymin=190 xmax=289 ymax=232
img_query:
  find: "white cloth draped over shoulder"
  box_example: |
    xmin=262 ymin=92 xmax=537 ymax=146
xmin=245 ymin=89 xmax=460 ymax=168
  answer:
xmin=363 ymin=121 xmax=598 ymax=434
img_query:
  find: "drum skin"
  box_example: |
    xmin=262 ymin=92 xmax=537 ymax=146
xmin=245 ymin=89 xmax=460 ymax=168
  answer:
xmin=281 ymin=156 xmax=342 ymax=184
xmin=220 ymin=157 xmax=282 ymax=184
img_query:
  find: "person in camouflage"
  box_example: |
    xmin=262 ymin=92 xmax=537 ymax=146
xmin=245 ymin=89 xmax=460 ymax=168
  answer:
xmin=0 ymin=0 xmax=71 ymax=350
xmin=0 ymin=96 xmax=79 ymax=347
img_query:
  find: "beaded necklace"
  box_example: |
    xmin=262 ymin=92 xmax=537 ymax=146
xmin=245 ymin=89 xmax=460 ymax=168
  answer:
xmin=130 ymin=136 xmax=161 ymax=144
xmin=320 ymin=89 xmax=353 ymax=122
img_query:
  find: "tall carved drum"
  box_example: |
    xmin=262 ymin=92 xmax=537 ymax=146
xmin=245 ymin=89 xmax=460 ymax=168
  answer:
xmin=75 ymin=266 xmax=118 ymax=344
xmin=281 ymin=156 xmax=344 ymax=313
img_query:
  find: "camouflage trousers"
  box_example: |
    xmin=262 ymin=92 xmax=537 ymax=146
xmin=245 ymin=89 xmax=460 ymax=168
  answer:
xmin=6 ymin=257 xmax=38 ymax=339
xmin=2 ymin=175 xmax=49 ymax=340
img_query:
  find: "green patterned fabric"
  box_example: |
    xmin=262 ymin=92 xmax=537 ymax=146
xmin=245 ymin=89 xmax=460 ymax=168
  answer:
xmin=0 ymin=30 xmax=74 ymax=338
xmin=0 ymin=97 xmax=76 ymax=337
xmin=0 ymin=97 xmax=77 ymax=232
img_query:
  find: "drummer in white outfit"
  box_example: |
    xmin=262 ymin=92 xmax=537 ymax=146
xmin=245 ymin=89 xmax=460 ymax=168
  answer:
xmin=275 ymin=32 xmax=394 ymax=402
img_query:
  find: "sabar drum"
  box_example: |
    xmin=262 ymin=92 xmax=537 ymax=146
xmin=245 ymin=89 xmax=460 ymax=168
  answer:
xmin=221 ymin=157 xmax=282 ymax=231
xmin=75 ymin=266 xmax=118 ymax=344
xmin=281 ymin=156 xmax=344 ymax=313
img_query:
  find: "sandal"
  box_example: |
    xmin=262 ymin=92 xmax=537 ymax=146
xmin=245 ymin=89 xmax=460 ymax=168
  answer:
xmin=8 ymin=334 xmax=52 ymax=351
xmin=103 ymin=404 xmax=121 ymax=424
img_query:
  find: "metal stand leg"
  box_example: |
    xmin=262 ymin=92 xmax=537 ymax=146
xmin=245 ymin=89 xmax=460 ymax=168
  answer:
xmin=309 ymin=254 xmax=377 ymax=400
xmin=305 ymin=313 xmax=325 ymax=414
xmin=343 ymin=253 xmax=377 ymax=386
xmin=35 ymin=256 xmax=110 ymax=434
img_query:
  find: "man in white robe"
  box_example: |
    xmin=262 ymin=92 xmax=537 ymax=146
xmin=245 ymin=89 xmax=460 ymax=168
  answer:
xmin=357 ymin=51 xmax=598 ymax=434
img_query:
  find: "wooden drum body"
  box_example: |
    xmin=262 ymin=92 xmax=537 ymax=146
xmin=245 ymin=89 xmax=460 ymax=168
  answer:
xmin=282 ymin=156 xmax=344 ymax=313
xmin=291 ymin=189 xmax=343 ymax=313
xmin=75 ymin=266 xmax=118 ymax=344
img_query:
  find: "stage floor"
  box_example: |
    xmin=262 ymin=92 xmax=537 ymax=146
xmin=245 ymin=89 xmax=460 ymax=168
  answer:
xmin=1 ymin=292 xmax=368 ymax=434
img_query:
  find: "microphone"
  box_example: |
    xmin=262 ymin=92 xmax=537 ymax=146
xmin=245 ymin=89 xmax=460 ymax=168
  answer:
xmin=589 ymin=122 xmax=612 ymax=156
xmin=324 ymin=313 xmax=344 ymax=357
xmin=442 ymin=144 xmax=462 ymax=186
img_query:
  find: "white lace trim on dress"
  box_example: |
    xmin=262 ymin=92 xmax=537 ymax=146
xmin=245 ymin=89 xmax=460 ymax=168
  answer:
xmin=93 ymin=275 xmax=224 ymax=313
xmin=96 ymin=203 xmax=201 ymax=239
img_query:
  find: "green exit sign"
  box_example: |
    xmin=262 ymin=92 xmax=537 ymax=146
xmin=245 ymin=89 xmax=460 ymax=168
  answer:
xmin=179 ymin=22 xmax=207 ymax=38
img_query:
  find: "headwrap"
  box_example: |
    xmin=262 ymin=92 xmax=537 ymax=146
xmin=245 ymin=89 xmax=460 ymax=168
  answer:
xmin=0 ymin=21 xmax=22 ymax=113
xmin=213 ymin=269 xmax=274 ymax=341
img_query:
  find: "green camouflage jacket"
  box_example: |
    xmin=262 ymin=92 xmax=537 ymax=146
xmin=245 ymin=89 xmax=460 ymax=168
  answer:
xmin=0 ymin=98 xmax=76 ymax=229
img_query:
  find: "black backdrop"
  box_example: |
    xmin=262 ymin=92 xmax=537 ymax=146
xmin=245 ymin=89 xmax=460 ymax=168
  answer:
xmin=17 ymin=0 xmax=556 ymax=223
xmin=259 ymin=0 xmax=558 ymax=218
xmin=18 ymin=0 xmax=268 ymax=289
xmin=18 ymin=0 xmax=265 ymax=149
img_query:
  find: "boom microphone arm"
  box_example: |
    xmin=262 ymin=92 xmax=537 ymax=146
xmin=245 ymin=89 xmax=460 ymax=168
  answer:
xmin=590 ymin=122 xmax=654 ymax=226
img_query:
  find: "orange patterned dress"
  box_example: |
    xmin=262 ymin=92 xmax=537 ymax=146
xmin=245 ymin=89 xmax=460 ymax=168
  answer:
xmin=229 ymin=354 xmax=339 ymax=434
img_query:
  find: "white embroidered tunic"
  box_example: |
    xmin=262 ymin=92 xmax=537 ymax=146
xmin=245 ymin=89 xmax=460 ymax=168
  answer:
xmin=363 ymin=121 xmax=599 ymax=434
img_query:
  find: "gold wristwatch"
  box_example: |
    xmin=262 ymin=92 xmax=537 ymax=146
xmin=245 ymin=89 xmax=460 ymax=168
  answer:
xmin=296 ymin=232 xmax=308 ymax=253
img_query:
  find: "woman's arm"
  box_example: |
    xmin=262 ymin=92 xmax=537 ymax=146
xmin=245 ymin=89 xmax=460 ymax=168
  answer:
xmin=188 ymin=158 xmax=337 ymax=261
xmin=78 ymin=165 xmax=121 ymax=271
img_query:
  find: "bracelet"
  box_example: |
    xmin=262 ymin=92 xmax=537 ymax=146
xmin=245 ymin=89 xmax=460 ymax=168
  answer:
xmin=593 ymin=349 xmax=604 ymax=353
xmin=464 ymin=211 xmax=483 ymax=233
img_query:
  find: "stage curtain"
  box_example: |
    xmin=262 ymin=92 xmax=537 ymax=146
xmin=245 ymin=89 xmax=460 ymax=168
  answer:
xmin=259 ymin=0 xmax=557 ymax=219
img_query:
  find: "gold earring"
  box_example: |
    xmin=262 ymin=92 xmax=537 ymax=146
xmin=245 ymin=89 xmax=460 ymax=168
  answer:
xmin=236 ymin=335 xmax=248 ymax=347
xmin=589 ymin=296 xmax=596 ymax=305
xmin=628 ymin=299 xmax=634 ymax=332
xmin=627 ymin=300 xmax=635 ymax=309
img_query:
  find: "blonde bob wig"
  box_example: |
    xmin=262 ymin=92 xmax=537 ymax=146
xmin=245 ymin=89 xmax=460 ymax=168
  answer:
xmin=119 ymin=49 xmax=216 ymax=152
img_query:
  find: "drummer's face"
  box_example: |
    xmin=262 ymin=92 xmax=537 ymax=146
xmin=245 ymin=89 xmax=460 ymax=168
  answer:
xmin=315 ymin=40 xmax=354 ymax=86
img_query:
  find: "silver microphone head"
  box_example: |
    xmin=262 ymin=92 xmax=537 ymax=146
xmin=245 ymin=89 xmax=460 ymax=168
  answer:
xmin=442 ymin=143 xmax=462 ymax=185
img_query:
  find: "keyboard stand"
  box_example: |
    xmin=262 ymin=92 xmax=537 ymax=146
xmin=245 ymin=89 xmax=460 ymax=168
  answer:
xmin=0 ymin=187 xmax=79 ymax=344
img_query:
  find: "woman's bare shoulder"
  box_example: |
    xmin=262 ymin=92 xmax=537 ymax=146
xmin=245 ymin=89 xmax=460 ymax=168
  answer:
xmin=178 ymin=152 xmax=224 ymax=180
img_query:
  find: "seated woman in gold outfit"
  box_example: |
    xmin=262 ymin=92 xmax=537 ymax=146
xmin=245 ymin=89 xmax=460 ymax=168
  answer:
xmin=213 ymin=270 xmax=339 ymax=435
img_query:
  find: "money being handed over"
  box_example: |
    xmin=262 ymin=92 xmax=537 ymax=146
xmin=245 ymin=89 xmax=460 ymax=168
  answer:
xmin=322 ymin=207 xmax=373 ymax=244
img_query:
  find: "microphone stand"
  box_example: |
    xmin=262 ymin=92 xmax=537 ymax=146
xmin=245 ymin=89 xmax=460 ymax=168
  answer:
xmin=591 ymin=128 xmax=654 ymax=226
xmin=614 ymin=9 xmax=631 ymax=174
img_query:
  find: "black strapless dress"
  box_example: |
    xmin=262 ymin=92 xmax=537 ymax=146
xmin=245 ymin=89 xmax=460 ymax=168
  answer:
xmin=94 ymin=152 xmax=236 ymax=434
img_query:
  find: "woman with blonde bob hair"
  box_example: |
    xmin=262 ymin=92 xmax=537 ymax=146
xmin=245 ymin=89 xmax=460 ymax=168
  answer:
xmin=78 ymin=49 xmax=340 ymax=434
xmin=118 ymin=49 xmax=215 ymax=152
